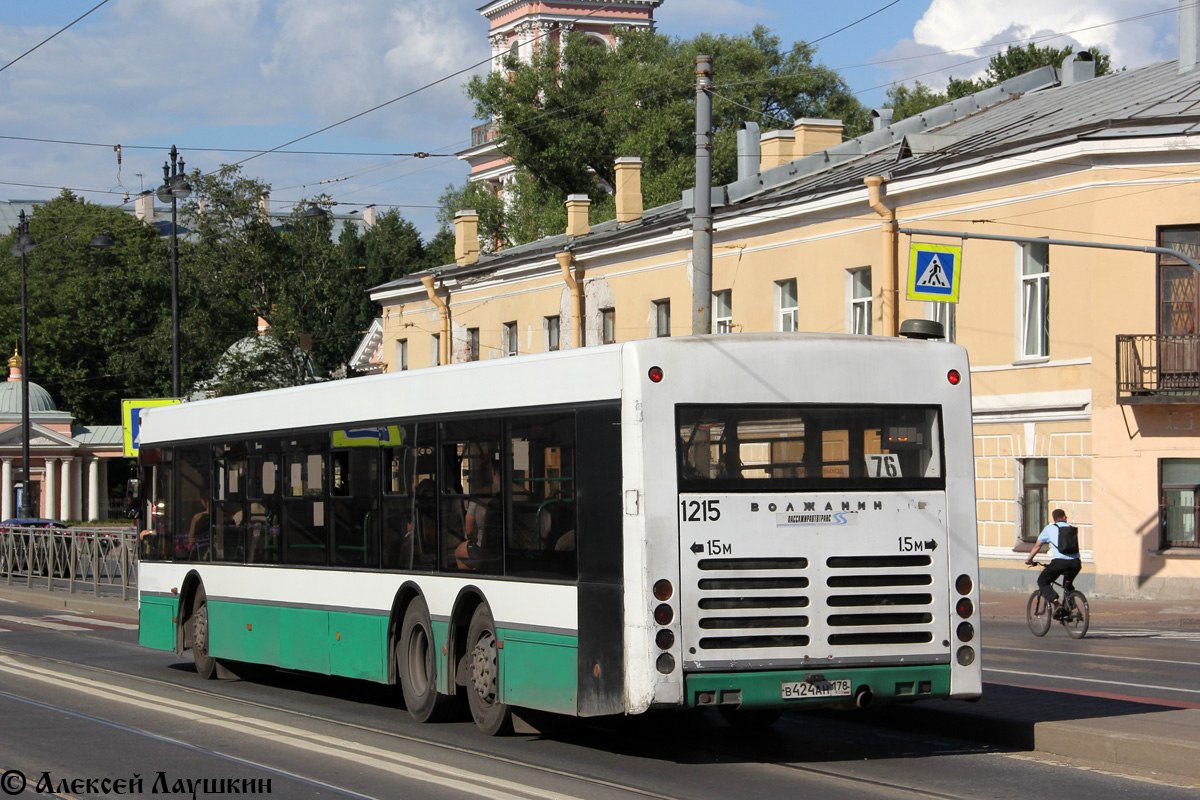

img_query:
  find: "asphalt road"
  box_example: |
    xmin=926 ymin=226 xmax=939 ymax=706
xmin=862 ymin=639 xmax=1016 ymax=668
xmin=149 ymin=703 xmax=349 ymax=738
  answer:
xmin=980 ymin=617 xmax=1200 ymax=707
xmin=0 ymin=596 xmax=1196 ymax=799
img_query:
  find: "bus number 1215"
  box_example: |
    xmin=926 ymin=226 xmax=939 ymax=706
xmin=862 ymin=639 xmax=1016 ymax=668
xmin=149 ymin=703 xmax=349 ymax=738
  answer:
xmin=681 ymin=499 xmax=721 ymax=522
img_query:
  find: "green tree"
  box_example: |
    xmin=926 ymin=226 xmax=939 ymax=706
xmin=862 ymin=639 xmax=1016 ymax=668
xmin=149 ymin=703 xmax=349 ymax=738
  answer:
xmin=888 ymin=44 xmax=1114 ymax=123
xmin=458 ymin=25 xmax=867 ymax=246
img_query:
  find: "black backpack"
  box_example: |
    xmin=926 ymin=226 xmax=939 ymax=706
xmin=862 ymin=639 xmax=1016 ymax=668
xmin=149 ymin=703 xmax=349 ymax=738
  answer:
xmin=1057 ymin=524 xmax=1080 ymax=556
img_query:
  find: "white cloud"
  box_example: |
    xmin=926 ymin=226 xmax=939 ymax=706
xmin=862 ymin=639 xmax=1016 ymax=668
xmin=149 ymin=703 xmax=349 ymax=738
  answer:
xmin=877 ymin=0 xmax=1177 ymax=90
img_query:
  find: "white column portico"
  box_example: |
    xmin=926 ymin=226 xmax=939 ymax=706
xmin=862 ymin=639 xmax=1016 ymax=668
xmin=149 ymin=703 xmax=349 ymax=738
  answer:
xmin=71 ymin=456 xmax=83 ymax=520
xmin=60 ymin=456 xmax=72 ymax=522
xmin=97 ymin=459 xmax=109 ymax=520
xmin=87 ymin=457 xmax=100 ymax=522
xmin=44 ymin=457 xmax=57 ymax=520
xmin=1 ymin=458 xmax=11 ymax=520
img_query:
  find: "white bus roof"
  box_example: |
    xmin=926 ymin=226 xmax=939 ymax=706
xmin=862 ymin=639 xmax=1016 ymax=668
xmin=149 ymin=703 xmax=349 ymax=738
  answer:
xmin=137 ymin=333 xmax=965 ymax=446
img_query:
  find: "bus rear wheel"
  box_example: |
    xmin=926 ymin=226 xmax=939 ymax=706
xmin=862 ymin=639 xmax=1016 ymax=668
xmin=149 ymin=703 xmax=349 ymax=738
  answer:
xmin=399 ymin=597 xmax=456 ymax=723
xmin=191 ymin=585 xmax=217 ymax=680
xmin=465 ymin=604 xmax=512 ymax=736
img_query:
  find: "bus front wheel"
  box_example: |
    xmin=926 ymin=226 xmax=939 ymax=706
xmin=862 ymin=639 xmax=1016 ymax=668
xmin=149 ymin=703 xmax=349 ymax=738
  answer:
xmin=465 ymin=604 xmax=512 ymax=736
xmin=191 ymin=585 xmax=217 ymax=680
xmin=399 ymin=597 xmax=456 ymax=723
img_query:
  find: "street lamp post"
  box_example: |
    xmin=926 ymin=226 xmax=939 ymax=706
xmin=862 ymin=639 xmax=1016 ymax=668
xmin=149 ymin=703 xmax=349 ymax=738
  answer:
xmin=157 ymin=145 xmax=192 ymax=398
xmin=11 ymin=211 xmax=34 ymax=518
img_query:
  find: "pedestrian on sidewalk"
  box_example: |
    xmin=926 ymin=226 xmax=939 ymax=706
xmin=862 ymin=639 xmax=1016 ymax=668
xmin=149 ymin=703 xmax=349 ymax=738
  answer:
xmin=1025 ymin=508 xmax=1081 ymax=619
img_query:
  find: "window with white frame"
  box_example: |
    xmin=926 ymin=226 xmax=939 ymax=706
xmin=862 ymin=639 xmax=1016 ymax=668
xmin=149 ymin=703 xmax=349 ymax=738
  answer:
xmin=430 ymin=334 xmax=440 ymax=366
xmin=653 ymin=299 xmax=671 ymax=337
xmin=775 ymin=279 xmax=798 ymax=332
xmin=503 ymin=322 xmax=518 ymax=356
xmin=926 ymin=301 xmax=956 ymax=343
xmin=714 ymin=289 xmax=733 ymax=333
xmin=1161 ymin=459 xmax=1200 ymax=549
xmin=1020 ymin=241 xmax=1050 ymax=358
xmin=849 ymin=268 xmax=871 ymax=335
xmin=395 ymin=339 xmax=408 ymax=372
xmin=545 ymin=315 xmax=560 ymax=351
xmin=1018 ymin=458 xmax=1048 ymax=544
xmin=601 ymin=308 xmax=616 ymax=344
xmin=467 ymin=328 xmax=480 ymax=362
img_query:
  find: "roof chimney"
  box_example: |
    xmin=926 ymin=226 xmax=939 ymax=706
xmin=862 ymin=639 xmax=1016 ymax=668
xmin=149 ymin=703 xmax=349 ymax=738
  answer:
xmin=258 ymin=194 xmax=270 ymax=221
xmin=614 ymin=158 xmax=643 ymax=224
xmin=871 ymin=108 xmax=894 ymax=131
xmin=135 ymin=190 xmax=154 ymax=223
xmin=1061 ymin=51 xmax=1095 ymax=85
xmin=760 ymin=129 xmax=795 ymax=171
xmin=737 ymin=121 xmax=761 ymax=180
xmin=1183 ymin=0 xmax=1200 ymax=73
xmin=793 ymin=118 xmax=843 ymax=156
xmin=566 ymin=194 xmax=591 ymax=237
xmin=454 ymin=210 xmax=480 ymax=266
xmin=363 ymin=205 xmax=377 ymax=228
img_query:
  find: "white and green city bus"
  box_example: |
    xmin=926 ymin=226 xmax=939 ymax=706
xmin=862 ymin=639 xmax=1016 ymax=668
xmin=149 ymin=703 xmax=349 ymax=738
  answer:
xmin=136 ymin=331 xmax=981 ymax=734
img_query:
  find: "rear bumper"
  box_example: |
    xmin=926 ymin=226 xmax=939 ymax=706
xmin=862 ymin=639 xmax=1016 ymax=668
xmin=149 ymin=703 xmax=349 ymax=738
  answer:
xmin=683 ymin=664 xmax=953 ymax=709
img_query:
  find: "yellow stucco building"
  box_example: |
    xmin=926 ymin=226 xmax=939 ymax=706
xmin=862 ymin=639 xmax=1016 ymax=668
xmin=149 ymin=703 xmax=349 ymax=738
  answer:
xmin=370 ymin=43 xmax=1200 ymax=600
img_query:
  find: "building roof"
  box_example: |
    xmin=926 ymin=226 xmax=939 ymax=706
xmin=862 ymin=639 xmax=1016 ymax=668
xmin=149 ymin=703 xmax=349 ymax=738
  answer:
xmin=373 ymin=57 xmax=1200 ymax=299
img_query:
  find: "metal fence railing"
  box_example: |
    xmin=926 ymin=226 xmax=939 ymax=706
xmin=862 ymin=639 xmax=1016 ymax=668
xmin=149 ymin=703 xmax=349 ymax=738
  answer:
xmin=0 ymin=526 xmax=138 ymax=600
xmin=1117 ymin=334 xmax=1200 ymax=401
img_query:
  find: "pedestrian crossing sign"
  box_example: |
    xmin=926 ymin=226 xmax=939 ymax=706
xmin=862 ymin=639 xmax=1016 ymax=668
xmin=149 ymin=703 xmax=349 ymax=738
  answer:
xmin=907 ymin=242 xmax=962 ymax=302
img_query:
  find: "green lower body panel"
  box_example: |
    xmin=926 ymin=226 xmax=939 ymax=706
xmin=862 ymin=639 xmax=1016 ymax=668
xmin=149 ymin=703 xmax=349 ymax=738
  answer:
xmin=138 ymin=595 xmax=179 ymax=651
xmin=685 ymin=665 xmax=952 ymax=709
xmin=498 ymin=628 xmax=578 ymax=714
xmin=204 ymin=600 xmax=389 ymax=683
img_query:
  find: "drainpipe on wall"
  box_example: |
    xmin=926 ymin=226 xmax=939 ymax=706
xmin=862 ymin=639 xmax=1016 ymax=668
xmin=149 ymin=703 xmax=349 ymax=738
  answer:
xmin=864 ymin=175 xmax=899 ymax=337
xmin=555 ymin=251 xmax=584 ymax=348
xmin=420 ymin=275 xmax=450 ymax=365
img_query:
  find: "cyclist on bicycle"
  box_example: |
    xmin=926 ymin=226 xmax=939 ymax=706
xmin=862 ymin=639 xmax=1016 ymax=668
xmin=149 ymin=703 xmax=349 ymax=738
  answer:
xmin=1024 ymin=508 xmax=1081 ymax=619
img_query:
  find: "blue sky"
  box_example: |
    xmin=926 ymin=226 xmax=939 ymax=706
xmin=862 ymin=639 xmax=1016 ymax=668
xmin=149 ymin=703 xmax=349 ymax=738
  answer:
xmin=0 ymin=1 xmax=1184 ymax=239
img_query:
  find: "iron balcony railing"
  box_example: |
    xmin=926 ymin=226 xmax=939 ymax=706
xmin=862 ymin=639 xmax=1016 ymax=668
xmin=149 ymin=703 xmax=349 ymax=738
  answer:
xmin=1117 ymin=334 xmax=1200 ymax=403
xmin=0 ymin=526 xmax=138 ymax=599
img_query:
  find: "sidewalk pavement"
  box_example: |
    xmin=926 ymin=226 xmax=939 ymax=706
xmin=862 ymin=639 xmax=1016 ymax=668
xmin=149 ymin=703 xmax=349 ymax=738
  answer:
xmin=0 ymin=581 xmax=1197 ymax=782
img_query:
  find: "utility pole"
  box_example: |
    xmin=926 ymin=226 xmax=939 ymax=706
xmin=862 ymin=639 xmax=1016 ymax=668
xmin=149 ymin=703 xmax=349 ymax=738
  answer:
xmin=692 ymin=54 xmax=714 ymax=335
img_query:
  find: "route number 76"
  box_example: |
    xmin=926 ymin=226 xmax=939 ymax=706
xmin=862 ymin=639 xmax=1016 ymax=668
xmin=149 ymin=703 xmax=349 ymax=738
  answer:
xmin=865 ymin=454 xmax=902 ymax=478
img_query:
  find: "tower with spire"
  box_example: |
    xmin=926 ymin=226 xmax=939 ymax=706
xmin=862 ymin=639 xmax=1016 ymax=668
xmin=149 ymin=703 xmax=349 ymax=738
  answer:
xmin=456 ymin=1 xmax=663 ymax=199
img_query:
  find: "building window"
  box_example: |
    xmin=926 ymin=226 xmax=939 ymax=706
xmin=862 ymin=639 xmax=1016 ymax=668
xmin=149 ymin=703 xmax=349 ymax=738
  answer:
xmin=503 ymin=322 xmax=518 ymax=356
xmin=714 ymin=289 xmax=733 ymax=334
xmin=849 ymin=268 xmax=871 ymax=335
xmin=1161 ymin=459 xmax=1200 ymax=549
xmin=430 ymin=334 xmax=440 ymax=366
xmin=653 ymin=300 xmax=671 ymax=337
xmin=1019 ymin=458 xmax=1048 ymax=544
xmin=1158 ymin=226 xmax=1200 ymax=337
xmin=545 ymin=316 xmax=560 ymax=351
xmin=1020 ymin=241 xmax=1049 ymax=359
xmin=395 ymin=339 xmax=408 ymax=372
xmin=926 ymin=301 xmax=956 ymax=343
xmin=775 ymin=279 xmax=797 ymax=332
xmin=468 ymin=328 xmax=480 ymax=362
xmin=601 ymin=308 xmax=616 ymax=344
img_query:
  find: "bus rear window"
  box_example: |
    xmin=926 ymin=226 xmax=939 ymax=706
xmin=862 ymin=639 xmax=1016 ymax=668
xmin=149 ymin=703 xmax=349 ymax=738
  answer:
xmin=677 ymin=404 xmax=944 ymax=491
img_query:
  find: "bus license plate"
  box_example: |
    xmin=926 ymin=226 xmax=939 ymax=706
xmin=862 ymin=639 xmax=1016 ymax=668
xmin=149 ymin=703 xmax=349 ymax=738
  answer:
xmin=781 ymin=679 xmax=852 ymax=700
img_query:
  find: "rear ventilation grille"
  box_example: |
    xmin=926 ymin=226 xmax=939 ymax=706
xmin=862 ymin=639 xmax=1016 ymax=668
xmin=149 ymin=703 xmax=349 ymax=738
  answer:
xmin=694 ymin=557 xmax=810 ymax=652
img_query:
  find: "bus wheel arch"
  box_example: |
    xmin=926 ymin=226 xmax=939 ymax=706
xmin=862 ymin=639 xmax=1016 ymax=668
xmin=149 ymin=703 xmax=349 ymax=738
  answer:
xmin=176 ymin=571 xmax=204 ymax=657
xmin=392 ymin=585 xmax=459 ymax=723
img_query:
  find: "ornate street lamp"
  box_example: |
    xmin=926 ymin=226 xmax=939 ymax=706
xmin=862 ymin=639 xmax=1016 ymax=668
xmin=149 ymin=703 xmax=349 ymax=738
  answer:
xmin=157 ymin=145 xmax=192 ymax=398
xmin=9 ymin=211 xmax=111 ymax=517
xmin=11 ymin=211 xmax=35 ymax=518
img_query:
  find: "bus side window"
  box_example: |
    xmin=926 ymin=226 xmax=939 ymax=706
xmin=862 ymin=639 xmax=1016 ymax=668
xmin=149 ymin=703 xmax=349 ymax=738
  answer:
xmin=506 ymin=413 xmax=576 ymax=580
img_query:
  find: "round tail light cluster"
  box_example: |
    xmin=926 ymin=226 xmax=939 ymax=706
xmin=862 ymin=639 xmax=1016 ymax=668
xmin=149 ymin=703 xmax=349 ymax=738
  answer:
xmin=653 ymin=578 xmax=676 ymax=673
xmin=954 ymin=572 xmax=976 ymax=665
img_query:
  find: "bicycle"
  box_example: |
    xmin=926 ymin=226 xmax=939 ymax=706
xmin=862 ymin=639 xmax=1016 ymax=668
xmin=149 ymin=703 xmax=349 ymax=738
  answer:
xmin=1026 ymin=561 xmax=1089 ymax=639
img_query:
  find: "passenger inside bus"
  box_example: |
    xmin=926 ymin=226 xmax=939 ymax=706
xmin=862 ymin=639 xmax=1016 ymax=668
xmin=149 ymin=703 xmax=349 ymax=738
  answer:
xmin=456 ymin=459 xmax=502 ymax=570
